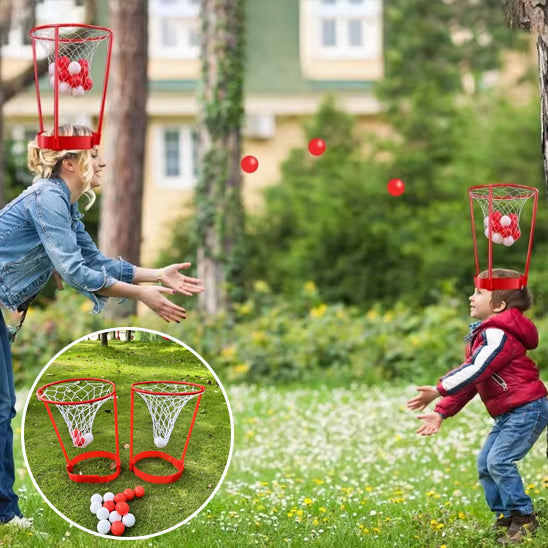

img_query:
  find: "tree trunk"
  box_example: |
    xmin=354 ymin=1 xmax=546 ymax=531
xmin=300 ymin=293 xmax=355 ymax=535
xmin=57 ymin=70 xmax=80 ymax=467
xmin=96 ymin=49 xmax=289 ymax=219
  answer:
xmin=99 ymin=0 xmax=148 ymax=318
xmin=504 ymin=0 xmax=548 ymax=193
xmin=100 ymin=332 xmax=108 ymax=346
xmin=196 ymin=0 xmax=246 ymax=315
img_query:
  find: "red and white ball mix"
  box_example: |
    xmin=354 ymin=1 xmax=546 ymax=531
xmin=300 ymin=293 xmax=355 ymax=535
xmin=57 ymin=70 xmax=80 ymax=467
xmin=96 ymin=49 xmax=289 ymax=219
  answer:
xmin=48 ymin=57 xmax=93 ymax=97
xmin=90 ymin=486 xmax=144 ymax=535
xmin=483 ymin=212 xmax=521 ymax=247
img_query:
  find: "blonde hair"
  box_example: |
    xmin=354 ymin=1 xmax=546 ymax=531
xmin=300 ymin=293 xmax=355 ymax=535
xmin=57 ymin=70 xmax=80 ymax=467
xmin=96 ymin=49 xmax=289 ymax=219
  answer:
xmin=27 ymin=124 xmax=96 ymax=210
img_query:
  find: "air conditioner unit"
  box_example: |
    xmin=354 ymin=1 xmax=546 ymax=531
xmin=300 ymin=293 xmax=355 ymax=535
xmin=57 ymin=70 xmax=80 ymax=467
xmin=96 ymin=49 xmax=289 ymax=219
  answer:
xmin=245 ymin=114 xmax=275 ymax=139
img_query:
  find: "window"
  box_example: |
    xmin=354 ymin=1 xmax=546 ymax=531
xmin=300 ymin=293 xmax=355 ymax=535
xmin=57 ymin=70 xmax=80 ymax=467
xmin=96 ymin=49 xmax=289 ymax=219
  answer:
xmin=316 ymin=0 xmax=381 ymax=59
xmin=156 ymin=126 xmax=197 ymax=190
xmin=149 ymin=0 xmax=200 ymax=59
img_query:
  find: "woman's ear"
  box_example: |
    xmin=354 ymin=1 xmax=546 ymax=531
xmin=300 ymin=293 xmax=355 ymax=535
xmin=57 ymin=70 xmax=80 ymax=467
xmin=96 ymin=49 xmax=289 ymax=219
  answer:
xmin=61 ymin=156 xmax=76 ymax=172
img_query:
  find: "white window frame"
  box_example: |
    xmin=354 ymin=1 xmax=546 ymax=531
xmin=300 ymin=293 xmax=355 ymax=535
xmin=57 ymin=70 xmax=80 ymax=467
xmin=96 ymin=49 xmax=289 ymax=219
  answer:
xmin=149 ymin=0 xmax=200 ymax=59
xmin=155 ymin=125 xmax=198 ymax=190
xmin=314 ymin=0 xmax=381 ymax=60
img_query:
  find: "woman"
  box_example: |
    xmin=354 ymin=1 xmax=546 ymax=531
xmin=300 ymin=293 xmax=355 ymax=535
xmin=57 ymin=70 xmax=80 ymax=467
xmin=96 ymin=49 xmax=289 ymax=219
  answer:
xmin=0 ymin=124 xmax=204 ymax=526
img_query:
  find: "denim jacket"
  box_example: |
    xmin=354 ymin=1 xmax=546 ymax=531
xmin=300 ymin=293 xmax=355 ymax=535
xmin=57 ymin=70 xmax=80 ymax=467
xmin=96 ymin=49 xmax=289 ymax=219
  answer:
xmin=0 ymin=178 xmax=135 ymax=313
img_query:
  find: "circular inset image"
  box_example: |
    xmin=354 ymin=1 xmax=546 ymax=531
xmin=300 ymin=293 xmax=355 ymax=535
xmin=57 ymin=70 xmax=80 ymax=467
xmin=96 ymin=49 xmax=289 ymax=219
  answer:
xmin=22 ymin=328 xmax=233 ymax=539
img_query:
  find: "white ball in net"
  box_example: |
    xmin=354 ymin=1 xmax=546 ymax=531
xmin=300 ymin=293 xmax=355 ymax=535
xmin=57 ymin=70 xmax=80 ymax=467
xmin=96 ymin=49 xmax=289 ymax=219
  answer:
xmin=59 ymin=82 xmax=71 ymax=95
xmin=48 ymin=62 xmax=56 ymax=76
xmin=97 ymin=519 xmax=111 ymax=534
xmin=96 ymin=507 xmax=110 ymax=521
xmin=483 ymin=216 xmax=490 ymax=227
xmin=83 ymin=433 xmax=94 ymax=446
xmin=122 ymin=513 xmax=136 ymax=527
xmin=68 ymin=61 xmax=82 ymax=75
xmin=492 ymin=232 xmax=504 ymax=244
xmin=154 ymin=436 xmax=168 ymax=448
xmin=71 ymin=85 xmax=85 ymax=97
xmin=503 ymin=236 xmax=515 ymax=247
xmin=500 ymin=215 xmax=511 ymax=227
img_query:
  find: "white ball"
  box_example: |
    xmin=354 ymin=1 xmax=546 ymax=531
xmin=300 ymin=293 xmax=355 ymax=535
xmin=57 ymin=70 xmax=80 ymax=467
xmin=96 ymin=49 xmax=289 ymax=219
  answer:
xmin=59 ymin=81 xmax=71 ymax=95
xmin=484 ymin=227 xmax=490 ymax=239
xmin=90 ymin=493 xmax=103 ymax=505
xmin=71 ymin=85 xmax=85 ymax=97
xmin=97 ymin=519 xmax=111 ymax=534
xmin=83 ymin=432 xmax=94 ymax=446
xmin=103 ymin=492 xmax=115 ymax=502
xmin=122 ymin=513 xmax=135 ymax=527
xmin=503 ymin=236 xmax=515 ymax=247
xmin=49 ymin=75 xmax=56 ymax=88
xmin=68 ymin=61 xmax=82 ymax=75
xmin=96 ymin=507 xmax=109 ymax=521
xmin=492 ymin=232 xmax=504 ymax=244
xmin=90 ymin=501 xmax=102 ymax=514
xmin=109 ymin=510 xmax=122 ymax=523
xmin=48 ymin=62 xmax=56 ymax=76
xmin=154 ymin=436 xmax=167 ymax=448
xmin=483 ymin=216 xmax=490 ymax=227
xmin=500 ymin=215 xmax=511 ymax=227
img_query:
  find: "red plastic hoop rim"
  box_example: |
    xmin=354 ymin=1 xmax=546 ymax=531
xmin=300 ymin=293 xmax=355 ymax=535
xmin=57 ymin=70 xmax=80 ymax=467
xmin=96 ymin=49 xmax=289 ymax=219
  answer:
xmin=36 ymin=377 xmax=115 ymax=406
xmin=130 ymin=450 xmax=184 ymax=484
xmin=66 ymin=450 xmax=121 ymax=484
xmin=474 ymin=275 xmax=527 ymax=290
xmin=468 ymin=183 xmax=538 ymax=201
xmin=36 ymin=131 xmax=101 ymax=151
xmin=30 ymin=23 xmax=113 ymax=43
xmin=131 ymin=381 xmax=206 ymax=397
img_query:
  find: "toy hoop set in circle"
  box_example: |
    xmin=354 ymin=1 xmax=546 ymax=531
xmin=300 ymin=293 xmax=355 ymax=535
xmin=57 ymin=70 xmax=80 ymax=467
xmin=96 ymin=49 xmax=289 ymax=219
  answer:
xmin=468 ymin=183 xmax=538 ymax=290
xmin=130 ymin=382 xmax=206 ymax=484
xmin=29 ymin=23 xmax=113 ymax=150
xmin=36 ymin=378 xmax=120 ymax=484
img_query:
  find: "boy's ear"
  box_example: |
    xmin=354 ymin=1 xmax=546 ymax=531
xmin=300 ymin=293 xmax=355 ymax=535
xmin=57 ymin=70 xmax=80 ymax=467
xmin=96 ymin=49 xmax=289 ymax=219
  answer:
xmin=492 ymin=300 xmax=507 ymax=313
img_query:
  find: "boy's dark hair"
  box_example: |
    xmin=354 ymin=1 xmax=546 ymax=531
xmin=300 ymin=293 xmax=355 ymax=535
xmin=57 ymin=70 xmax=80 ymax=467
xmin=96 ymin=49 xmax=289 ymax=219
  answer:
xmin=478 ymin=269 xmax=533 ymax=312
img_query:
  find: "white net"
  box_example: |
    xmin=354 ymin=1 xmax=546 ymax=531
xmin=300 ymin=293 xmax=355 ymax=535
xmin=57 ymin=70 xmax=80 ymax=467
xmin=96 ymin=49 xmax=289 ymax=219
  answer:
xmin=469 ymin=185 xmax=536 ymax=247
xmin=135 ymin=383 xmax=202 ymax=448
xmin=31 ymin=25 xmax=110 ymax=97
xmin=38 ymin=380 xmax=114 ymax=449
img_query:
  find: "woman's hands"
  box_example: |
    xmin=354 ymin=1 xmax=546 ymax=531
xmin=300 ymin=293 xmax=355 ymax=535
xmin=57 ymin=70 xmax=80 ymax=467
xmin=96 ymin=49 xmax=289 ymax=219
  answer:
xmin=159 ymin=263 xmax=205 ymax=296
xmin=138 ymin=286 xmax=187 ymax=323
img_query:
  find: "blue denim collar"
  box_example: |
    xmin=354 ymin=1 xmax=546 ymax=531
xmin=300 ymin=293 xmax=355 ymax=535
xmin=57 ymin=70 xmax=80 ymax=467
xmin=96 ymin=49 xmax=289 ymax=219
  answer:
xmin=464 ymin=321 xmax=482 ymax=342
xmin=45 ymin=177 xmax=71 ymax=202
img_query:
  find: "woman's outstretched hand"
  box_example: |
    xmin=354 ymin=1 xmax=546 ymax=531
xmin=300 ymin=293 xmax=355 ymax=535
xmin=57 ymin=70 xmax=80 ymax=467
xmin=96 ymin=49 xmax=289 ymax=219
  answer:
xmin=159 ymin=263 xmax=205 ymax=296
xmin=139 ymin=286 xmax=187 ymax=323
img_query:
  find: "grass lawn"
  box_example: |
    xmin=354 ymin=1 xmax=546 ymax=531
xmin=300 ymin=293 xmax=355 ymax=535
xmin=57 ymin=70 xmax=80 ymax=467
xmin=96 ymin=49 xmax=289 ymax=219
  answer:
xmin=7 ymin=381 xmax=548 ymax=547
xmin=21 ymin=339 xmax=232 ymax=539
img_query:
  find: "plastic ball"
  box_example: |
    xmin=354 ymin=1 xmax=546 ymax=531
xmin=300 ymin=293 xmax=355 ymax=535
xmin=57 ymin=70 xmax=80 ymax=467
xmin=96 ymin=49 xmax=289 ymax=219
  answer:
xmin=123 ymin=488 xmax=134 ymax=501
xmin=103 ymin=500 xmax=116 ymax=512
xmin=68 ymin=61 xmax=82 ymax=75
xmin=90 ymin=493 xmax=102 ymax=505
xmin=97 ymin=519 xmax=111 ymax=534
xmin=122 ymin=513 xmax=135 ymax=527
xmin=82 ymin=77 xmax=93 ymax=91
xmin=387 ymin=178 xmax=405 ymax=197
xmin=111 ymin=520 xmax=125 ymax=536
xmin=90 ymin=501 xmax=102 ymax=514
xmin=57 ymin=56 xmax=70 ymax=69
xmin=109 ymin=510 xmax=122 ymax=523
xmin=71 ymin=86 xmax=86 ymax=97
xmin=114 ymin=493 xmax=127 ymax=503
xmin=240 ymin=155 xmax=258 ymax=173
xmin=103 ymin=492 xmax=115 ymax=502
xmin=503 ymin=236 xmax=515 ymax=247
xmin=154 ymin=436 xmax=167 ymax=448
xmin=68 ymin=74 xmax=82 ymax=88
xmin=308 ymin=138 xmax=326 ymax=156
xmin=59 ymin=82 xmax=72 ymax=95
xmin=48 ymin=62 xmax=56 ymax=76
xmin=492 ymin=232 xmax=504 ymax=244
xmin=134 ymin=485 xmax=145 ymax=498
xmin=500 ymin=215 xmax=511 ymax=227
xmin=483 ymin=216 xmax=490 ymax=227
xmin=115 ymin=501 xmax=129 ymax=516
xmin=83 ymin=432 xmax=94 ymax=445
xmin=96 ymin=507 xmax=110 ymax=521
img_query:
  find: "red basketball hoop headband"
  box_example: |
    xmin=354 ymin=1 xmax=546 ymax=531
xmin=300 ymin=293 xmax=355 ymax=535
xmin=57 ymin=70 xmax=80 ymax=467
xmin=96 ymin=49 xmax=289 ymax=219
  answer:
xmin=30 ymin=24 xmax=113 ymax=150
xmin=468 ymin=184 xmax=538 ymax=290
xmin=36 ymin=378 xmax=121 ymax=483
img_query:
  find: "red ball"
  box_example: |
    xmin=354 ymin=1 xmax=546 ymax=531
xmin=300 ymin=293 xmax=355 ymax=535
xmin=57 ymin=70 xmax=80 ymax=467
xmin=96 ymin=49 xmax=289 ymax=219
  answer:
xmin=134 ymin=485 xmax=145 ymax=498
xmin=57 ymin=56 xmax=70 ymax=69
xmin=240 ymin=155 xmax=258 ymax=173
xmin=103 ymin=500 xmax=115 ymax=512
xmin=110 ymin=520 xmax=125 ymax=536
xmin=68 ymin=74 xmax=82 ymax=88
xmin=308 ymin=138 xmax=326 ymax=156
xmin=114 ymin=493 xmax=127 ymax=503
xmin=123 ymin=488 xmax=134 ymax=501
xmin=115 ymin=501 xmax=129 ymax=516
xmin=82 ymin=77 xmax=93 ymax=91
xmin=387 ymin=178 xmax=405 ymax=196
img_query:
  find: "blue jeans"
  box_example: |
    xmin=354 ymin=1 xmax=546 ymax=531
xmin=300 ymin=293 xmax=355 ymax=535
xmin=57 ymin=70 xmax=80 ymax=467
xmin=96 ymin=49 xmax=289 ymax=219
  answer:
xmin=0 ymin=311 xmax=21 ymax=522
xmin=477 ymin=397 xmax=548 ymax=517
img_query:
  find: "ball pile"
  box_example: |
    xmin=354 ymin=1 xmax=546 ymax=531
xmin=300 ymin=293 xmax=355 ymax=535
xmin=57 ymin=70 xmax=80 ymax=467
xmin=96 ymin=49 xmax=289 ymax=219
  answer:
xmin=90 ymin=486 xmax=145 ymax=536
xmin=483 ymin=212 xmax=521 ymax=247
xmin=71 ymin=428 xmax=93 ymax=448
xmin=48 ymin=56 xmax=93 ymax=97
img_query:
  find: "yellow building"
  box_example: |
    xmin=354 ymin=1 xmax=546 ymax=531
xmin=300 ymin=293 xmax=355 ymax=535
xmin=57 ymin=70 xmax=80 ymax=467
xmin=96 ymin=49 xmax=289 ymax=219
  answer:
xmin=2 ymin=0 xmax=384 ymax=264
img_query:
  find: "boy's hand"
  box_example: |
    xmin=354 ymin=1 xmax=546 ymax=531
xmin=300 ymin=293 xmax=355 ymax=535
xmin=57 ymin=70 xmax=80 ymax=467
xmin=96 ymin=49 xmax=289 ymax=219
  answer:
xmin=415 ymin=412 xmax=443 ymax=436
xmin=407 ymin=386 xmax=440 ymax=411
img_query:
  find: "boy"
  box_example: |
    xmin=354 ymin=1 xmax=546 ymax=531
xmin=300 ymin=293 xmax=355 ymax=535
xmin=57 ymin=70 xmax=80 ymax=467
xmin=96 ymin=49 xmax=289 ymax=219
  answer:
xmin=407 ymin=269 xmax=548 ymax=545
